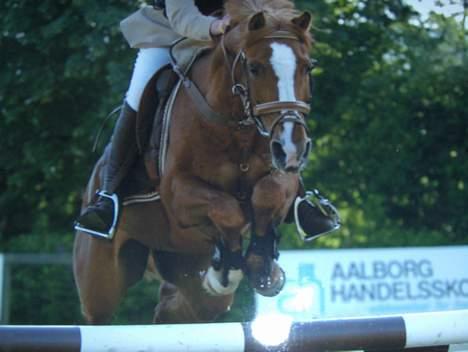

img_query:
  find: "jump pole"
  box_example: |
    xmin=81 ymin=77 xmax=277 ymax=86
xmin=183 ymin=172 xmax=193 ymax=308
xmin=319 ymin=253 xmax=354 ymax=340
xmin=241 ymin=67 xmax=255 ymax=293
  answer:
xmin=0 ymin=309 xmax=467 ymax=352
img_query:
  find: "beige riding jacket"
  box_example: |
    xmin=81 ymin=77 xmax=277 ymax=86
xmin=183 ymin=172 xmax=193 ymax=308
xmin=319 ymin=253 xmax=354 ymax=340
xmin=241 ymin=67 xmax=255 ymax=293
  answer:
xmin=120 ymin=1 xmax=217 ymax=56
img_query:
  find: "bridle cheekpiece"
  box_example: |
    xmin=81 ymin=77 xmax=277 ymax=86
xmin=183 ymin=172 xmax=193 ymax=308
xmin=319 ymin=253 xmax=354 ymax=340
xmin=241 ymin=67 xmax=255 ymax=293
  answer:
xmin=222 ymin=30 xmax=311 ymax=138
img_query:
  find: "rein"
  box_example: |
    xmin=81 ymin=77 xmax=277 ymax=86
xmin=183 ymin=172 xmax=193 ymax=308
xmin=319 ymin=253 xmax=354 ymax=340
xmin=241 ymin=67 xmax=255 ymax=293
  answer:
xmin=169 ymin=41 xmax=234 ymax=127
xmin=169 ymin=30 xmax=311 ymax=137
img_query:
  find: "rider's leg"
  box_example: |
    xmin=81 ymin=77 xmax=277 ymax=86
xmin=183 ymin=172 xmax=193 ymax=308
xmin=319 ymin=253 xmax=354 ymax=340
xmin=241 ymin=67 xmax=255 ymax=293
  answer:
xmin=125 ymin=47 xmax=171 ymax=112
xmin=76 ymin=48 xmax=170 ymax=234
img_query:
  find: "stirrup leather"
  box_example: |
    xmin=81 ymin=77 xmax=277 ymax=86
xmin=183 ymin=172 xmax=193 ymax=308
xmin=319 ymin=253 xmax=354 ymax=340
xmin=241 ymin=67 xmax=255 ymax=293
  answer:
xmin=294 ymin=189 xmax=341 ymax=241
xmin=74 ymin=191 xmax=120 ymax=240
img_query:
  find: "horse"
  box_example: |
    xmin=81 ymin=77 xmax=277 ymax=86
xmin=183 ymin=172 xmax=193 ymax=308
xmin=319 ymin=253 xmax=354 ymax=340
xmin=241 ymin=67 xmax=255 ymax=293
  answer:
xmin=73 ymin=0 xmax=314 ymax=324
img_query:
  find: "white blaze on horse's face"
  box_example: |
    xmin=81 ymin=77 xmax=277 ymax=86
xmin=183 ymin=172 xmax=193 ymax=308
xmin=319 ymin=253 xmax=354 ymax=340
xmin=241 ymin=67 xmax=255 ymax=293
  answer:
xmin=270 ymin=42 xmax=301 ymax=171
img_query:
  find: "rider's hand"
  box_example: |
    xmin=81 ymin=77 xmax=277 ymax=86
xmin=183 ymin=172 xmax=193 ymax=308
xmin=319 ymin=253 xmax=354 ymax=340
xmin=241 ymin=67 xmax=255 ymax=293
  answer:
xmin=210 ymin=15 xmax=231 ymax=37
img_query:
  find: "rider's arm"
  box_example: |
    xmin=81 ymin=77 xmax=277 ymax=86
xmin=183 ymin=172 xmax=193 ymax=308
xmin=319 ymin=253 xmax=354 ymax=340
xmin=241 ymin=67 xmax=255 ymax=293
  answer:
xmin=165 ymin=0 xmax=217 ymax=41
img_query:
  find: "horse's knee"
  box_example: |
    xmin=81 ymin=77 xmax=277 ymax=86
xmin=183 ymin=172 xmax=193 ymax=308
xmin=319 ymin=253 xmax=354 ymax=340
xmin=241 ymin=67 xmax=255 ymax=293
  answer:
xmin=252 ymin=174 xmax=298 ymax=233
xmin=254 ymin=172 xmax=298 ymax=203
xmin=208 ymin=196 xmax=246 ymax=234
xmin=252 ymin=178 xmax=288 ymax=209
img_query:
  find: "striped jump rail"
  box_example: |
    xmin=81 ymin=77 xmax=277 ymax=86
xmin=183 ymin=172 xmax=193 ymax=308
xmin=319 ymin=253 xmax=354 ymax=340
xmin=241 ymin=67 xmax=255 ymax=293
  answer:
xmin=0 ymin=309 xmax=467 ymax=352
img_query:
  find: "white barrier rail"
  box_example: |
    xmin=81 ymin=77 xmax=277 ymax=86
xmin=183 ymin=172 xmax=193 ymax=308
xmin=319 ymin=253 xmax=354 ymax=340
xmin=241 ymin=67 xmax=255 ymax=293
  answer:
xmin=0 ymin=309 xmax=467 ymax=352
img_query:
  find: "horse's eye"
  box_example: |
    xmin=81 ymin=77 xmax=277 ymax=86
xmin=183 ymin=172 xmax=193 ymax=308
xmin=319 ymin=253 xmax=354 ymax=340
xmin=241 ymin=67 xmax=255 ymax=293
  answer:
xmin=248 ymin=62 xmax=262 ymax=76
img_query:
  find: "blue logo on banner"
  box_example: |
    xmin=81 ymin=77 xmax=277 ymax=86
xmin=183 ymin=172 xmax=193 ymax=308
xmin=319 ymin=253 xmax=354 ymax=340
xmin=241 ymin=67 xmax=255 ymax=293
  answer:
xmin=277 ymin=264 xmax=325 ymax=318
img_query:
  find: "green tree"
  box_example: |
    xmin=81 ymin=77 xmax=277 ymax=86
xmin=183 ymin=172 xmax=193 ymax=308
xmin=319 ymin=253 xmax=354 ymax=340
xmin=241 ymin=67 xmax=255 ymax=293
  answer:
xmin=0 ymin=0 xmax=136 ymax=242
xmin=294 ymin=0 xmax=467 ymax=247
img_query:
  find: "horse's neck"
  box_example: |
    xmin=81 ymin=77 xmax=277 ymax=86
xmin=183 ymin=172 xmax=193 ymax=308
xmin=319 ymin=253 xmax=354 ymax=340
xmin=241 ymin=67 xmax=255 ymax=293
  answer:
xmin=191 ymin=49 xmax=243 ymax=118
xmin=186 ymin=51 xmax=271 ymax=172
xmin=189 ymin=48 xmax=266 ymax=153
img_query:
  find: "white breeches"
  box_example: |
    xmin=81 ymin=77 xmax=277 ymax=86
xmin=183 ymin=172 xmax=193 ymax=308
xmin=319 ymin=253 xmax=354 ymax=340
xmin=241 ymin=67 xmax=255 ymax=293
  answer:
xmin=125 ymin=47 xmax=170 ymax=111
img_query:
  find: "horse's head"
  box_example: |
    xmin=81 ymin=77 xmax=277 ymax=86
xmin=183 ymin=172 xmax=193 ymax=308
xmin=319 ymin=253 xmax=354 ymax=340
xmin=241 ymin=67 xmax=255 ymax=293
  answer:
xmin=223 ymin=1 xmax=314 ymax=173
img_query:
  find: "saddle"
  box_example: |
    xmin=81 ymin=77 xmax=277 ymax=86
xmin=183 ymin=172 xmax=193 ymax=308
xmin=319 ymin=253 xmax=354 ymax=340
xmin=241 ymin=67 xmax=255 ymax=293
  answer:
xmin=118 ymin=64 xmax=179 ymax=205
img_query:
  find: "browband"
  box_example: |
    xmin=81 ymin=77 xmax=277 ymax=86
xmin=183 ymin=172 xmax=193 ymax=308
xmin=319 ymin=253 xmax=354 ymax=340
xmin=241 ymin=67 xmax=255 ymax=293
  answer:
xmin=264 ymin=30 xmax=301 ymax=41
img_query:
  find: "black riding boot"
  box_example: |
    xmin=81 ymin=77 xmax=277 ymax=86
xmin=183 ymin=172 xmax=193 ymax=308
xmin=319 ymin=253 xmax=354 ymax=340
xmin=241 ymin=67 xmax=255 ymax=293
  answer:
xmin=285 ymin=181 xmax=341 ymax=241
xmin=75 ymin=102 xmax=138 ymax=237
xmin=294 ymin=189 xmax=341 ymax=240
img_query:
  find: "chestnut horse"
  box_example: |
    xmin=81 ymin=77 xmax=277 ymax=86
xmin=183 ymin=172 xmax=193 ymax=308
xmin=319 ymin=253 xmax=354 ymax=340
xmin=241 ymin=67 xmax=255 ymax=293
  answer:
xmin=74 ymin=0 xmax=314 ymax=324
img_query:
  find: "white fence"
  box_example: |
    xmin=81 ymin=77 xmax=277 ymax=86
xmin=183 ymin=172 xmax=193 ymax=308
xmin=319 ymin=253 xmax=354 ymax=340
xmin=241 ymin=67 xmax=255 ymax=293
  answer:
xmin=0 ymin=310 xmax=467 ymax=351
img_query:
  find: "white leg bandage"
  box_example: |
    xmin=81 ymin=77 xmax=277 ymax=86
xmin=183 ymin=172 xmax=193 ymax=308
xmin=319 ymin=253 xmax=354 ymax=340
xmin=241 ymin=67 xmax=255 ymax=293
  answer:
xmin=203 ymin=267 xmax=244 ymax=296
xmin=125 ymin=47 xmax=170 ymax=111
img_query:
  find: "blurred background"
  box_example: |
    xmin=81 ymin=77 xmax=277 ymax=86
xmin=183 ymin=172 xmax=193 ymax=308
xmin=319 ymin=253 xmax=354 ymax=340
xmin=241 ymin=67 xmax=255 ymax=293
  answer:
xmin=0 ymin=0 xmax=466 ymax=325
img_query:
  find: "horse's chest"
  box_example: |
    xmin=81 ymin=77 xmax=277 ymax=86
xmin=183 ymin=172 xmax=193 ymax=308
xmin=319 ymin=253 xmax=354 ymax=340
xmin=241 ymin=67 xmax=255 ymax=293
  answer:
xmin=194 ymin=157 xmax=240 ymax=187
xmin=194 ymin=152 xmax=269 ymax=192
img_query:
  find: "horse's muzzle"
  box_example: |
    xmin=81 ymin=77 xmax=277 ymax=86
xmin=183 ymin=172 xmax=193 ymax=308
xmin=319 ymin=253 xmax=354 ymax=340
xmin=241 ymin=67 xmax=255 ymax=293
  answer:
xmin=271 ymin=136 xmax=311 ymax=173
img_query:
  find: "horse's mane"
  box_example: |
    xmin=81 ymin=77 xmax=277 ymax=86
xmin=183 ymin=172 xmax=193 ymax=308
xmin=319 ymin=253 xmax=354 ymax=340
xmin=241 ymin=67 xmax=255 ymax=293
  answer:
xmin=223 ymin=0 xmax=313 ymax=46
xmin=225 ymin=0 xmax=299 ymax=25
xmin=207 ymin=0 xmax=313 ymax=88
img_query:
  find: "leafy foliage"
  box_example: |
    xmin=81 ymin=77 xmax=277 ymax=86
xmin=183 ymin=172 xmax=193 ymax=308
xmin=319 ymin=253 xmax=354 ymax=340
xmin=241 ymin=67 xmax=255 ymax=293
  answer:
xmin=295 ymin=0 xmax=468 ymax=247
xmin=0 ymin=0 xmax=136 ymax=240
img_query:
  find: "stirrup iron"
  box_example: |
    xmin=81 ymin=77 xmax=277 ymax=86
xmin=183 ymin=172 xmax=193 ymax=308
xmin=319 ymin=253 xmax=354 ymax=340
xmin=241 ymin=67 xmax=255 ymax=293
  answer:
xmin=74 ymin=191 xmax=120 ymax=240
xmin=294 ymin=189 xmax=341 ymax=241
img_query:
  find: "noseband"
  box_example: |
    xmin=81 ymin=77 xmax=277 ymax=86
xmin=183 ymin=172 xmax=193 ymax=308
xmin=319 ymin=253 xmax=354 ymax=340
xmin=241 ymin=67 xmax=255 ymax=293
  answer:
xmin=223 ymin=30 xmax=311 ymax=138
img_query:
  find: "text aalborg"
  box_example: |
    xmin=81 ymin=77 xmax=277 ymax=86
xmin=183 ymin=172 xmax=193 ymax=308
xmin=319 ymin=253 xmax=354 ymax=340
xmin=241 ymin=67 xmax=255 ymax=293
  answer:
xmin=330 ymin=259 xmax=468 ymax=302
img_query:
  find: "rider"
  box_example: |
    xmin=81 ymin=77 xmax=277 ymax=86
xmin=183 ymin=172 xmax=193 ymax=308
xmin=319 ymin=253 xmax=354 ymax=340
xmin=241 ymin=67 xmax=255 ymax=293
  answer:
xmin=75 ymin=0 xmax=340 ymax=240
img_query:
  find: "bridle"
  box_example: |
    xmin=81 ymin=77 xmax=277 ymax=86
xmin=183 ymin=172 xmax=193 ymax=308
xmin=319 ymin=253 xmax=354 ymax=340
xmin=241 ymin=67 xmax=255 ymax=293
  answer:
xmin=169 ymin=29 xmax=312 ymax=139
xmin=221 ymin=30 xmax=311 ymax=138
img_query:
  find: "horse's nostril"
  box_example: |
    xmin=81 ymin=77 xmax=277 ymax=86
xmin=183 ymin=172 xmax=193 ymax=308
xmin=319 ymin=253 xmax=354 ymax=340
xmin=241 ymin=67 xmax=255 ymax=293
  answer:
xmin=271 ymin=140 xmax=286 ymax=165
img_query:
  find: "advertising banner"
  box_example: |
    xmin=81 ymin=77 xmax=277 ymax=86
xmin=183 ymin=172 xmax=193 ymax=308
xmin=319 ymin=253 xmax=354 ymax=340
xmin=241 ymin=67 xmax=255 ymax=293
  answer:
xmin=256 ymin=246 xmax=468 ymax=320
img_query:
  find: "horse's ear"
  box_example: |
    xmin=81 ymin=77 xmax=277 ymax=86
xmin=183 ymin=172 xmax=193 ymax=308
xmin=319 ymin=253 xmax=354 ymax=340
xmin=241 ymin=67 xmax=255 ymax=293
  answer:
xmin=249 ymin=12 xmax=266 ymax=31
xmin=292 ymin=11 xmax=312 ymax=31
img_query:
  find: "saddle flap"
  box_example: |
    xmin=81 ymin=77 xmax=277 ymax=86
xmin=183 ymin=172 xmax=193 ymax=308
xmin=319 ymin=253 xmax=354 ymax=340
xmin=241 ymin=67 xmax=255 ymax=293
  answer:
xmin=136 ymin=64 xmax=178 ymax=154
xmin=118 ymin=64 xmax=179 ymax=201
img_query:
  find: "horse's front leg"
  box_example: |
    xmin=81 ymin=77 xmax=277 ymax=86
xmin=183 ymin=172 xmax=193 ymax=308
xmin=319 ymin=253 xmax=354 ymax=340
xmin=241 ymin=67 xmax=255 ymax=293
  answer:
xmin=163 ymin=176 xmax=247 ymax=296
xmin=246 ymin=171 xmax=299 ymax=297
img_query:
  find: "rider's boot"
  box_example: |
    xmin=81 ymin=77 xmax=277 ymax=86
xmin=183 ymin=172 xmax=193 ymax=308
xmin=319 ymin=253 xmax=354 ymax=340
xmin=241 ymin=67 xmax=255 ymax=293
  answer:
xmin=75 ymin=102 xmax=138 ymax=237
xmin=287 ymin=180 xmax=341 ymax=241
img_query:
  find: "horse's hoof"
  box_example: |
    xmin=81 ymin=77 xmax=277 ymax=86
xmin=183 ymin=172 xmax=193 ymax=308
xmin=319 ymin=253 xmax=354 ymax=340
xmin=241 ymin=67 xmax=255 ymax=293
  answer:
xmin=254 ymin=263 xmax=286 ymax=297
